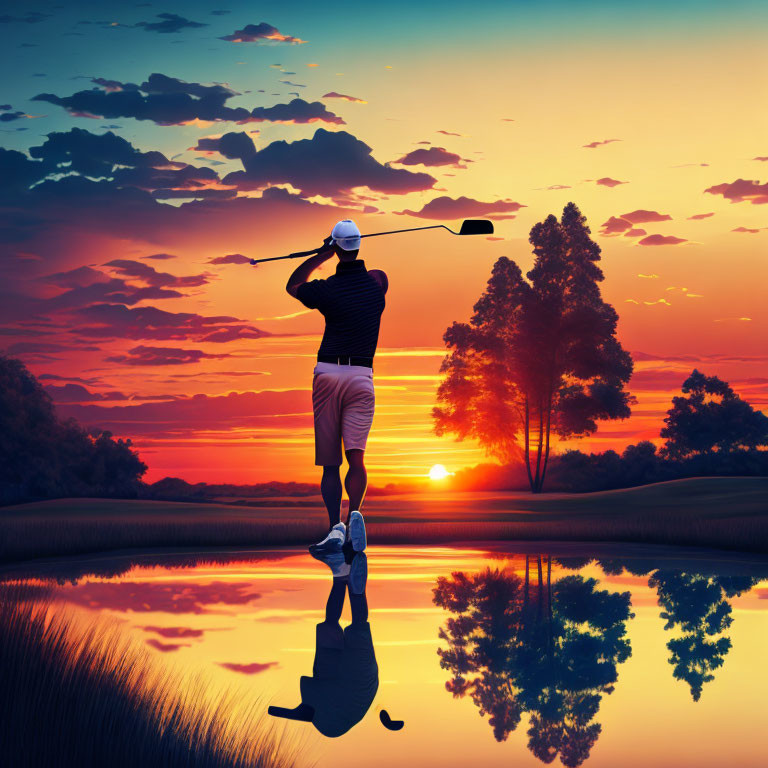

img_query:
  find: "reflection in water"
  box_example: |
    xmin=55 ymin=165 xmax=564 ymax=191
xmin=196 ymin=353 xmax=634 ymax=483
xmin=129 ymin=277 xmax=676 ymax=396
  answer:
xmin=648 ymin=571 xmax=759 ymax=701
xmin=269 ymin=552 xmax=384 ymax=737
xmin=433 ymin=556 xmax=633 ymax=767
xmin=2 ymin=544 xmax=768 ymax=768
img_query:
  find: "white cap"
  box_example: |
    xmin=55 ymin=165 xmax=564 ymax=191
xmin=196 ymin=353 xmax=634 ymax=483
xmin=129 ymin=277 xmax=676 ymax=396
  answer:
xmin=331 ymin=219 xmax=362 ymax=251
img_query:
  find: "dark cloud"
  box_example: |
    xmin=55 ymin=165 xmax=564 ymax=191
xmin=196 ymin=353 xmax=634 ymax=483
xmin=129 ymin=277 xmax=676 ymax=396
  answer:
xmin=249 ymin=98 xmax=343 ymax=125
xmin=33 ymin=74 xmax=253 ymax=125
xmin=393 ymin=147 xmax=467 ymax=168
xmin=29 ymin=127 xmax=175 ymax=177
xmin=143 ymin=253 xmax=177 ymax=260
xmin=135 ymin=13 xmax=207 ymax=33
xmin=72 ymin=303 xmax=271 ymax=343
xmin=704 ymin=178 xmax=768 ymax=205
xmin=207 ymin=253 xmax=251 ymax=265
xmin=56 ymin=389 xmax=309 ymax=436
xmin=105 ymin=345 xmax=234 ymax=366
xmin=0 ymin=11 xmax=50 ymax=23
xmin=7 ymin=128 xmax=234 ymax=203
xmin=219 ymin=22 xmax=305 ymax=44
xmin=103 ymin=259 xmax=212 ymax=288
xmin=217 ymin=661 xmax=278 ymax=674
xmin=34 ymin=76 xmax=342 ymax=127
xmin=44 ymin=383 xmax=126 ymax=402
xmin=223 ymin=128 xmax=436 ymax=198
xmin=191 ymin=131 xmax=258 ymax=158
xmin=92 ymin=78 xmax=124 ymax=92
xmin=395 ymin=195 xmax=525 ymax=220
xmin=0 ymin=110 xmax=27 ymax=123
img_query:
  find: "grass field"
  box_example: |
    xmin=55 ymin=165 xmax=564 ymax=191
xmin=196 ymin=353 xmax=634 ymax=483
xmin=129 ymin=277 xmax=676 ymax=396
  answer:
xmin=0 ymin=585 xmax=295 ymax=768
xmin=1 ymin=477 xmax=767 ymax=564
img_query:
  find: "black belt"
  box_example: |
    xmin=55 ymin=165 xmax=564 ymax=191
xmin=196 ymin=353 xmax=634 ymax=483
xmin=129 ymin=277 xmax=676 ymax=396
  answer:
xmin=317 ymin=354 xmax=374 ymax=368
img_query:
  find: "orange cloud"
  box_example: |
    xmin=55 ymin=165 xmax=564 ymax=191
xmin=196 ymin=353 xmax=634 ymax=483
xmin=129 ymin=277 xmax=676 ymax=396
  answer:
xmin=732 ymin=226 xmax=765 ymax=234
xmin=705 ymin=178 xmax=768 ymax=204
xmin=322 ymin=91 xmax=367 ymax=104
xmin=582 ymin=138 xmax=621 ymax=149
xmin=395 ymin=195 xmax=525 ymax=220
xmin=595 ymin=177 xmax=628 ymax=187
xmin=637 ymin=234 xmax=687 ymax=246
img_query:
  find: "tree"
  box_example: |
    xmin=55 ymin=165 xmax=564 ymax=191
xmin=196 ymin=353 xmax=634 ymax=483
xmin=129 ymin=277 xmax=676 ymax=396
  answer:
xmin=0 ymin=355 xmax=147 ymax=503
xmin=648 ymin=570 xmax=756 ymax=701
xmin=660 ymin=369 xmax=768 ymax=460
xmin=434 ymin=202 xmax=633 ymax=492
xmin=433 ymin=565 xmax=633 ymax=767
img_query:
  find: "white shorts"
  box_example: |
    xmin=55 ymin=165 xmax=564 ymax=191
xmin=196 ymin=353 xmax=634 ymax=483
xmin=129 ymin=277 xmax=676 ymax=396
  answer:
xmin=312 ymin=362 xmax=375 ymax=466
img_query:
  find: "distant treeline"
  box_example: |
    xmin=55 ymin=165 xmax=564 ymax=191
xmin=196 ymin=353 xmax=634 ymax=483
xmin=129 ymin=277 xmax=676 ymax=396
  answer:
xmin=144 ymin=476 xmax=318 ymax=501
xmin=1 ymin=356 xmax=147 ymax=506
xmin=448 ymin=443 xmax=768 ymax=494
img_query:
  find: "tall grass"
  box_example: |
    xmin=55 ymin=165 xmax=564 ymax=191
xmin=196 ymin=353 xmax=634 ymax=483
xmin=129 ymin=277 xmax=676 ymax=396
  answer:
xmin=0 ymin=586 xmax=298 ymax=768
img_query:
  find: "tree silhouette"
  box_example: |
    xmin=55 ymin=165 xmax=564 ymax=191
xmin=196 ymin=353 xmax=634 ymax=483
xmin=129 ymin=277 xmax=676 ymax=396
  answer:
xmin=648 ymin=570 xmax=757 ymax=701
xmin=433 ymin=203 xmax=633 ymax=492
xmin=661 ymin=369 xmax=768 ymax=460
xmin=433 ymin=563 xmax=633 ymax=766
xmin=0 ymin=355 xmax=146 ymax=503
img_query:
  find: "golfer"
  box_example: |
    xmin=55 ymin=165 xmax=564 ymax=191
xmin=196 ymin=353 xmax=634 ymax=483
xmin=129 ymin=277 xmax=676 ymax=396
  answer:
xmin=286 ymin=219 xmax=388 ymax=558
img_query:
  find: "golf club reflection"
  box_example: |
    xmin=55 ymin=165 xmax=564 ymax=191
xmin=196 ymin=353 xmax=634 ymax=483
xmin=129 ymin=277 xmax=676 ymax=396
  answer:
xmin=268 ymin=551 xmax=386 ymax=737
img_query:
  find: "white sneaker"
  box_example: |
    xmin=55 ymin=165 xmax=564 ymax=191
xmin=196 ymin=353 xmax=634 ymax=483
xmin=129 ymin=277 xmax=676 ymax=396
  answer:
xmin=348 ymin=510 xmax=367 ymax=552
xmin=309 ymin=522 xmax=346 ymax=557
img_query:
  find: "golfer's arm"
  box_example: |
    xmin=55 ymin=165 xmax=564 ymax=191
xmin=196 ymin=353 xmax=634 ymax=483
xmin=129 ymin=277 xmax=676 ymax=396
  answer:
xmin=286 ymin=252 xmax=332 ymax=298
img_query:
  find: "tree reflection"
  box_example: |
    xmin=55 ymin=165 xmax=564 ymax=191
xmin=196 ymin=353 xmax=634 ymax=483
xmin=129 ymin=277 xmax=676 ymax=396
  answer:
xmin=433 ymin=557 xmax=633 ymax=766
xmin=648 ymin=571 xmax=757 ymax=701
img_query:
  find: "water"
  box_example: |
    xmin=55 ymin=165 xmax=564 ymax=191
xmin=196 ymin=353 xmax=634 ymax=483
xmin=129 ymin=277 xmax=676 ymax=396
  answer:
xmin=4 ymin=544 xmax=768 ymax=768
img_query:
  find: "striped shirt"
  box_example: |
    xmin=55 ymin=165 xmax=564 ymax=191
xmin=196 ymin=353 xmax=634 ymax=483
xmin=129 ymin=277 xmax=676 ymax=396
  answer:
xmin=296 ymin=260 xmax=386 ymax=358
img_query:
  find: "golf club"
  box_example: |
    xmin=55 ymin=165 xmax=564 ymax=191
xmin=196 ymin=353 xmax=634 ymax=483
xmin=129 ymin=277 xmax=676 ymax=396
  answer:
xmin=248 ymin=219 xmax=494 ymax=265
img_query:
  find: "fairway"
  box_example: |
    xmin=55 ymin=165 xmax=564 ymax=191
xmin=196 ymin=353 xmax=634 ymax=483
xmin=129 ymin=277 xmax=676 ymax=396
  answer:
xmin=2 ymin=477 xmax=767 ymax=565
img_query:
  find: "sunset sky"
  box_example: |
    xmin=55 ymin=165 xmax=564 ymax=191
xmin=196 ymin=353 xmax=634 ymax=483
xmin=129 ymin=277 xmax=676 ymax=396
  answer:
xmin=1 ymin=0 xmax=766 ymax=485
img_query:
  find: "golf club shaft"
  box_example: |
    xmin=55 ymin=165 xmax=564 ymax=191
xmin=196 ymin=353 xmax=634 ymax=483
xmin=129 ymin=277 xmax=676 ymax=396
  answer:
xmin=249 ymin=225 xmax=454 ymax=265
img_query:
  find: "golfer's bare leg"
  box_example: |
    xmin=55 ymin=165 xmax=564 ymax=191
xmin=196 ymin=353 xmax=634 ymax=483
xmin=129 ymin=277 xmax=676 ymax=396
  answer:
xmin=321 ymin=465 xmax=342 ymax=528
xmin=344 ymin=448 xmax=367 ymax=523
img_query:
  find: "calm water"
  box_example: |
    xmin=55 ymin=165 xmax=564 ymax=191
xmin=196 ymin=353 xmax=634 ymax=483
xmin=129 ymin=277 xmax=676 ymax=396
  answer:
xmin=4 ymin=544 xmax=768 ymax=768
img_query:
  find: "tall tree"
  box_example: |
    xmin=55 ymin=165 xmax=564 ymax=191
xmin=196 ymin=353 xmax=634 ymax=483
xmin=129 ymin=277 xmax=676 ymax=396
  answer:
xmin=434 ymin=203 xmax=633 ymax=492
xmin=660 ymin=369 xmax=768 ymax=460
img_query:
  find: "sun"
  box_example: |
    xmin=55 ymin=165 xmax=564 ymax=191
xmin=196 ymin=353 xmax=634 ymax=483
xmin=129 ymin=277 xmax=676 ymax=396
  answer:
xmin=428 ymin=464 xmax=451 ymax=481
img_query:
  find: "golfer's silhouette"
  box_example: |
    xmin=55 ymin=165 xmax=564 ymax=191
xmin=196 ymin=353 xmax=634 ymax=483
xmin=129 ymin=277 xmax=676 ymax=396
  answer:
xmin=286 ymin=219 xmax=387 ymax=559
xmin=268 ymin=553 xmax=403 ymax=736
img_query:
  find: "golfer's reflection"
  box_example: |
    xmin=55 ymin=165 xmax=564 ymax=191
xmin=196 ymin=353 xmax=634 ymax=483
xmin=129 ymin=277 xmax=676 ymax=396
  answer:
xmin=269 ymin=552 xmax=403 ymax=737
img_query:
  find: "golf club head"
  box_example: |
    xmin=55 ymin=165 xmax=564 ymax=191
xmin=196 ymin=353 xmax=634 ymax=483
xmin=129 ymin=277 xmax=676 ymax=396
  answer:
xmin=459 ymin=219 xmax=494 ymax=235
